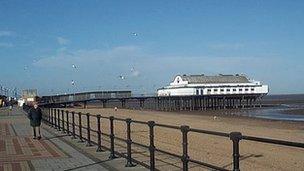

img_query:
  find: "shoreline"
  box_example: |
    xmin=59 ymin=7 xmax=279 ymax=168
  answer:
xmin=278 ymin=108 xmax=304 ymax=116
xmin=174 ymin=108 xmax=304 ymax=123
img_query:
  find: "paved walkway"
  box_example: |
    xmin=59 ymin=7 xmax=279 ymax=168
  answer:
xmin=0 ymin=107 xmax=147 ymax=171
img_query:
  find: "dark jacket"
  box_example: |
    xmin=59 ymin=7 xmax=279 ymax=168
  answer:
xmin=28 ymin=107 xmax=42 ymax=127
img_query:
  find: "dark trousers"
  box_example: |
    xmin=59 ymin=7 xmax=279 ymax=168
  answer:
xmin=32 ymin=126 xmax=41 ymax=137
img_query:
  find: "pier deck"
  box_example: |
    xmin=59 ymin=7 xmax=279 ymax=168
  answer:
xmin=41 ymin=92 xmax=263 ymax=111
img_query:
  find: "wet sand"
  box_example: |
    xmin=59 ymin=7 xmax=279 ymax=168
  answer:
xmin=280 ymin=108 xmax=304 ymax=116
xmin=60 ymin=107 xmax=304 ymax=171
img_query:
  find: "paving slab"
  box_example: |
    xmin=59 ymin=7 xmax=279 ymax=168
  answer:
xmin=0 ymin=107 xmax=148 ymax=171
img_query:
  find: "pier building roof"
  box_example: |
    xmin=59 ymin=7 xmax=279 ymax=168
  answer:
xmin=179 ymin=74 xmax=251 ymax=84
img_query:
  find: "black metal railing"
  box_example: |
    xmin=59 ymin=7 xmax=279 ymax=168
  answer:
xmin=40 ymin=107 xmax=304 ymax=171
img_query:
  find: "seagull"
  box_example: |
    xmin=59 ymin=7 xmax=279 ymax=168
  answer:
xmin=132 ymin=32 xmax=138 ymax=36
xmin=119 ymin=75 xmax=125 ymax=80
xmin=72 ymin=64 xmax=77 ymax=69
xmin=71 ymin=80 xmax=75 ymax=86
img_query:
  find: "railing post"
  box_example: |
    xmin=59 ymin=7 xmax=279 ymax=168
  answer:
xmin=45 ymin=108 xmax=48 ymax=120
xmin=48 ymin=108 xmax=52 ymax=125
xmin=61 ymin=110 xmax=65 ymax=133
xmin=78 ymin=112 xmax=84 ymax=142
xmin=71 ymin=112 xmax=76 ymax=139
xmin=230 ymin=132 xmax=242 ymax=171
xmin=48 ymin=108 xmax=51 ymax=125
xmin=181 ymin=125 xmax=190 ymax=171
xmin=57 ymin=109 xmax=61 ymax=131
xmin=148 ymin=121 xmax=155 ymax=171
xmin=51 ymin=108 xmax=54 ymax=127
xmin=54 ymin=109 xmax=57 ymax=129
xmin=96 ymin=114 xmax=103 ymax=152
xmin=43 ymin=108 xmax=46 ymax=120
xmin=41 ymin=108 xmax=44 ymax=121
xmin=86 ymin=113 xmax=92 ymax=146
xmin=109 ymin=116 xmax=117 ymax=159
xmin=66 ymin=111 xmax=70 ymax=135
xmin=125 ymin=118 xmax=136 ymax=167
xmin=53 ymin=108 xmax=56 ymax=127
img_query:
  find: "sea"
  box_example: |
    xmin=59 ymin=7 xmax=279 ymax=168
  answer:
xmin=244 ymin=94 xmax=304 ymax=122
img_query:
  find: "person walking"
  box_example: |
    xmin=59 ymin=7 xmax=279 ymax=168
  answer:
xmin=28 ymin=103 xmax=42 ymax=139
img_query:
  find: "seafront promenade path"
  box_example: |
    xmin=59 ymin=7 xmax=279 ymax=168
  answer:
xmin=0 ymin=107 xmax=147 ymax=171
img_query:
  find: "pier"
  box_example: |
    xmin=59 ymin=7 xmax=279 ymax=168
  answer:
xmin=40 ymin=91 xmax=263 ymax=111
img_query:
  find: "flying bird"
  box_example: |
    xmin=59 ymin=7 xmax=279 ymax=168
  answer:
xmin=118 ymin=75 xmax=125 ymax=80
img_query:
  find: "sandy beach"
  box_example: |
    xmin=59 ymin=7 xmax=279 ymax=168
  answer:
xmin=59 ymin=106 xmax=304 ymax=171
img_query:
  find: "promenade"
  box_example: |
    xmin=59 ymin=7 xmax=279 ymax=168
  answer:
xmin=0 ymin=107 xmax=147 ymax=171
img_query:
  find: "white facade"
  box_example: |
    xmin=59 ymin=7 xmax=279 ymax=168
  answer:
xmin=18 ymin=99 xmax=25 ymax=107
xmin=157 ymin=75 xmax=269 ymax=96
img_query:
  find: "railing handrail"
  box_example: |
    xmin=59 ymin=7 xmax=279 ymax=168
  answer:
xmin=52 ymin=108 xmax=304 ymax=148
xmin=242 ymin=135 xmax=304 ymax=148
xmin=34 ymin=106 xmax=304 ymax=171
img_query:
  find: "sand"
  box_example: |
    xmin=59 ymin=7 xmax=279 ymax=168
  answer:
xmin=56 ymin=107 xmax=304 ymax=171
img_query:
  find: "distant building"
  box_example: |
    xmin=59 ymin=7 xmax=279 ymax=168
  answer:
xmin=0 ymin=95 xmax=6 ymax=107
xmin=157 ymin=74 xmax=268 ymax=97
xmin=22 ymin=89 xmax=38 ymax=105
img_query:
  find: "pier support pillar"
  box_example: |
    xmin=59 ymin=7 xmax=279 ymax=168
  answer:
xmin=241 ymin=96 xmax=245 ymax=108
xmin=102 ymin=100 xmax=107 ymax=108
xmin=121 ymin=99 xmax=126 ymax=108
xmin=139 ymin=99 xmax=145 ymax=109
xmin=253 ymin=98 xmax=257 ymax=108
xmin=223 ymin=97 xmax=226 ymax=109
xmin=211 ymin=98 xmax=213 ymax=109
xmin=83 ymin=101 xmax=87 ymax=109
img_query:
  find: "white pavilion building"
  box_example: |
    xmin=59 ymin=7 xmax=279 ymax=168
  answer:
xmin=157 ymin=74 xmax=268 ymax=97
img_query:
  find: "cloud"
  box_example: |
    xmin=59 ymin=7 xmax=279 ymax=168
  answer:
xmin=0 ymin=31 xmax=13 ymax=37
xmin=208 ymin=43 xmax=244 ymax=50
xmin=32 ymin=45 xmax=302 ymax=94
xmin=131 ymin=70 xmax=140 ymax=77
xmin=0 ymin=42 xmax=14 ymax=48
xmin=33 ymin=45 xmax=141 ymax=69
xmin=57 ymin=36 xmax=70 ymax=45
xmin=112 ymin=45 xmax=139 ymax=52
xmin=33 ymin=45 xmax=270 ymax=77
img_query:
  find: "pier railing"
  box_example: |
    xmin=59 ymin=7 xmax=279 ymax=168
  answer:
xmin=39 ymin=108 xmax=304 ymax=171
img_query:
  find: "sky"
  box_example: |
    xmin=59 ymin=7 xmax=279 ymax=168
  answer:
xmin=0 ymin=0 xmax=304 ymax=96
